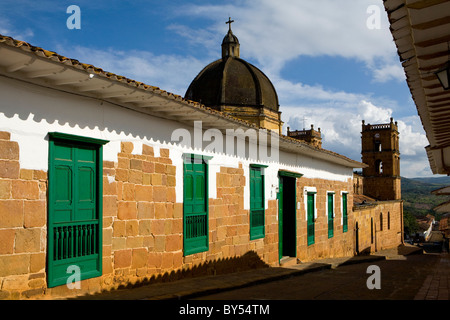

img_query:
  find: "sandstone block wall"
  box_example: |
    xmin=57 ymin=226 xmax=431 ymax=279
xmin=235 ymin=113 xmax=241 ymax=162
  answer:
xmin=0 ymin=131 xmax=47 ymax=299
xmin=353 ymin=201 xmax=403 ymax=254
xmin=0 ymin=132 xmax=403 ymax=299
xmin=296 ymin=178 xmax=355 ymax=262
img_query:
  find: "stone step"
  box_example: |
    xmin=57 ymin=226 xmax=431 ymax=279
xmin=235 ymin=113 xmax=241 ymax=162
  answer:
xmin=280 ymin=256 xmax=298 ymax=267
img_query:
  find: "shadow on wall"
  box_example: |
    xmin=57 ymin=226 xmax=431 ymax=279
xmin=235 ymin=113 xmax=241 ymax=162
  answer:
xmin=68 ymin=250 xmax=269 ymax=299
xmin=0 ymin=77 xmax=353 ymax=172
xmin=357 ymin=247 xmax=372 ymax=256
xmin=0 ymin=77 xmax=184 ymax=147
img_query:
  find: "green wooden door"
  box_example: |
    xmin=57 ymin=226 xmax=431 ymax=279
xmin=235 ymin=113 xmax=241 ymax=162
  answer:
xmin=48 ymin=133 xmax=107 ymax=288
xmin=307 ymin=192 xmax=315 ymax=245
xmin=328 ymin=193 xmax=334 ymax=238
xmin=250 ymin=166 xmax=264 ymax=240
xmin=183 ymin=156 xmax=208 ymax=255
xmin=277 ymin=176 xmax=284 ymax=260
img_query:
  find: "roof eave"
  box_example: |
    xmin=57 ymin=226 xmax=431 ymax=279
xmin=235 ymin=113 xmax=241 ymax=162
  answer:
xmin=0 ymin=34 xmax=364 ymax=169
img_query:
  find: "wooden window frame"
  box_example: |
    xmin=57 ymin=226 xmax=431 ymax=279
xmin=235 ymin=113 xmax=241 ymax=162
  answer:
xmin=306 ymin=191 xmax=316 ymax=246
xmin=327 ymin=192 xmax=335 ymax=238
xmin=249 ymin=164 xmax=267 ymax=240
xmin=47 ymin=132 xmax=108 ymax=288
xmin=182 ymin=154 xmax=212 ymax=256
xmin=341 ymin=192 xmax=348 ymax=233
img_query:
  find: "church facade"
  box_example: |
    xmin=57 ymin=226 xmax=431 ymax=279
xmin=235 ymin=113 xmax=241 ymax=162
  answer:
xmin=0 ymin=22 xmax=402 ymax=299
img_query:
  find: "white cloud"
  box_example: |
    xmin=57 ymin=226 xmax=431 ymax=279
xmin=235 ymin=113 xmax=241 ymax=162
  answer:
xmin=54 ymin=42 xmax=429 ymax=177
xmin=175 ymin=0 xmax=397 ymax=79
xmin=369 ymin=61 xmax=406 ymax=83
xmin=48 ymin=1 xmax=429 ymax=178
xmin=280 ymin=96 xmax=430 ymax=178
xmin=55 ymin=45 xmax=206 ymax=96
xmin=273 ymin=76 xmax=365 ymax=106
xmin=167 ymin=24 xmax=219 ymax=60
xmin=397 ymin=118 xmax=429 ymax=157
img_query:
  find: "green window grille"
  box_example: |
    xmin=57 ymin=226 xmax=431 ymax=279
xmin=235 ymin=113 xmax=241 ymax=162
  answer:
xmin=307 ymin=192 xmax=315 ymax=246
xmin=327 ymin=193 xmax=334 ymax=238
xmin=183 ymin=154 xmax=210 ymax=255
xmin=250 ymin=165 xmax=265 ymax=240
xmin=342 ymin=192 xmax=348 ymax=233
xmin=47 ymin=132 xmax=108 ymax=288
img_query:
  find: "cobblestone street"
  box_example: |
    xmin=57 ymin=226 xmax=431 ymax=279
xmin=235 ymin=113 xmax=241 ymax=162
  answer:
xmin=194 ymin=252 xmax=444 ymax=300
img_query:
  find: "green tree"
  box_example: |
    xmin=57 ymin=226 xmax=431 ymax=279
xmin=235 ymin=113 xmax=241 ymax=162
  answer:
xmin=403 ymin=211 xmax=419 ymax=236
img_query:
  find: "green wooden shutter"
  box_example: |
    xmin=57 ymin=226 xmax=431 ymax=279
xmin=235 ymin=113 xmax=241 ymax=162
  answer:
xmin=183 ymin=155 xmax=209 ymax=255
xmin=250 ymin=166 xmax=265 ymax=240
xmin=327 ymin=193 xmax=334 ymax=238
xmin=342 ymin=193 xmax=348 ymax=233
xmin=307 ymin=192 xmax=315 ymax=245
xmin=48 ymin=133 xmax=107 ymax=288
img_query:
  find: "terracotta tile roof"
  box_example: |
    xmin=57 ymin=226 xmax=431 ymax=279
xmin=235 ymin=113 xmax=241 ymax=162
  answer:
xmin=0 ymin=34 xmax=262 ymax=128
xmin=353 ymin=194 xmax=377 ymax=206
xmin=439 ymin=217 xmax=449 ymax=231
xmin=0 ymin=33 xmax=365 ymax=168
xmin=0 ymin=34 xmax=161 ymax=89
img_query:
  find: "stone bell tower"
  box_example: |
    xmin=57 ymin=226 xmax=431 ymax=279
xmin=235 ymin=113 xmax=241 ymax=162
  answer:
xmin=361 ymin=118 xmax=401 ymax=200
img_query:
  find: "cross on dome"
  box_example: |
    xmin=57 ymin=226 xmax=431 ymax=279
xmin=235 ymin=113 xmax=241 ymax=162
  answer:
xmin=226 ymin=17 xmax=234 ymax=31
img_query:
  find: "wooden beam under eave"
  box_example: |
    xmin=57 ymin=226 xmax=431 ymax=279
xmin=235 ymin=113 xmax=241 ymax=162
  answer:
xmin=431 ymin=125 xmax=450 ymax=133
xmin=424 ymin=83 xmax=444 ymax=89
xmin=428 ymin=102 xmax=450 ymax=109
xmin=76 ymin=82 xmax=114 ymax=92
xmin=422 ymin=74 xmax=439 ymax=81
xmin=415 ymin=34 xmax=450 ymax=48
xmin=99 ymin=91 xmax=132 ymax=99
xmin=429 ymin=96 xmax=450 ymax=103
xmin=136 ymin=98 xmax=171 ymax=108
xmin=432 ymin=133 xmax=450 ymax=142
xmin=24 ymin=67 xmax=66 ymax=79
xmin=428 ymin=103 xmax=450 ymax=114
xmin=419 ymin=62 xmax=448 ymax=72
xmin=427 ymin=91 xmax=450 ymax=98
xmin=161 ymin=110 xmax=197 ymax=116
xmin=417 ymin=50 xmax=450 ymax=61
xmin=407 ymin=0 xmax=448 ymax=10
xmin=432 ymin=128 xmax=450 ymax=136
xmin=430 ymin=114 xmax=450 ymax=121
xmin=181 ymin=115 xmax=214 ymax=121
xmin=428 ymin=130 xmax=450 ymax=138
xmin=53 ymin=77 xmax=89 ymax=86
xmin=431 ymin=115 xmax=450 ymax=123
xmin=433 ymin=137 xmax=450 ymax=146
xmin=412 ymin=16 xmax=450 ymax=30
xmin=5 ymin=57 xmax=36 ymax=73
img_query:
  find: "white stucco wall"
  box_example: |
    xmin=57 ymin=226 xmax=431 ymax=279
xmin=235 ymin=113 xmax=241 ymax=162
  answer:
xmin=0 ymin=76 xmax=354 ymax=209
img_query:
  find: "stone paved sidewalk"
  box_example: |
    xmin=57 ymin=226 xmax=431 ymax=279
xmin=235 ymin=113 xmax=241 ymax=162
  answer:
xmin=66 ymin=244 xmax=424 ymax=300
xmin=414 ymin=253 xmax=450 ymax=300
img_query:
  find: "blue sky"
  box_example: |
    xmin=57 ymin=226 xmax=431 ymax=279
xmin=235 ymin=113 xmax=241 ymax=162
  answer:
xmin=0 ymin=0 xmax=435 ymax=177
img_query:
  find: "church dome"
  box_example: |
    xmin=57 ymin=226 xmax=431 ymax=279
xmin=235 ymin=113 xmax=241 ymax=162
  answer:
xmin=184 ymin=19 xmax=279 ymax=113
xmin=184 ymin=56 xmax=279 ymax=112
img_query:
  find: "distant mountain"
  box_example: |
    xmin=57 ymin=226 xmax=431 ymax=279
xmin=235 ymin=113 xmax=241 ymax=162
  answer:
xmin=401 ymin=176 xmax=450 ymax=235
xmin=401 ymin=176 xmax=450 ymax=219
xmin=405 ymin=176 xmax=450 ymax=187
xmin=402 ymin=176 xmax=450 ymax=194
